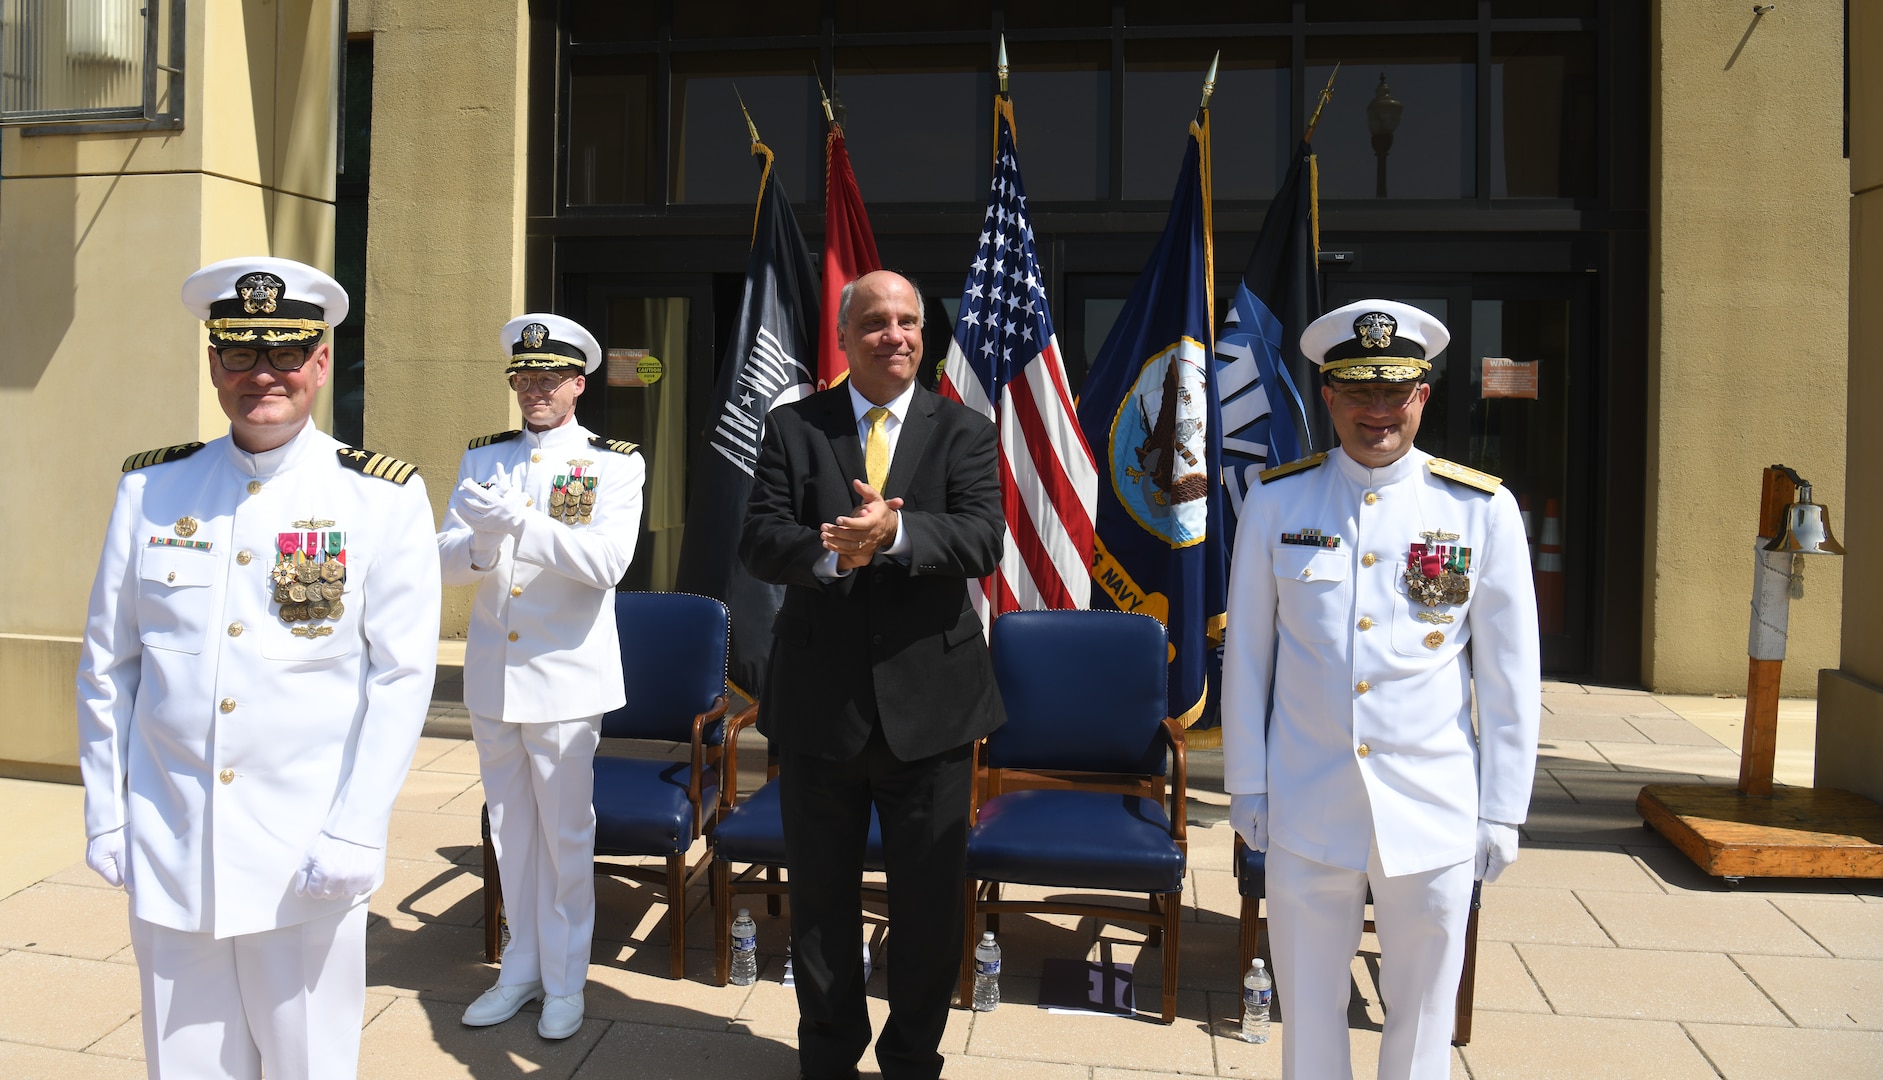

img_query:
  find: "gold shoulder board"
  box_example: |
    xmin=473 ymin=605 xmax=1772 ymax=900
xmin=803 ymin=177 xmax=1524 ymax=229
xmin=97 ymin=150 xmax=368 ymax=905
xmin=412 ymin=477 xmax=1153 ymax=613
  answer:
xmin=122 ymin=442 xmax=206 ymax=473
xmin=467 ymin=429 xmax=522 ymax=450
xmin=1427 ymin=457 xmax=1502 ymax=494
xmin=590 ymin=437 xmax=640 ymax=455
xmin=336 ymin=447 xmax=420 ymax=485
xmin=1258 ymin=452 xmax=1328 ymax=485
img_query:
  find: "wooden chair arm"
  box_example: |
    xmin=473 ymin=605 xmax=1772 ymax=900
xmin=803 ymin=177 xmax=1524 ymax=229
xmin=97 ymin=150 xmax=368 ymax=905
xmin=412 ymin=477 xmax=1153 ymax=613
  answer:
xmin=689 ymin=694 xmax=731 ymax=810
xmin=720 ymin=700 xmax=761 ymax=810
xmin=1158 ymin=715 xmax=1189 ymax=849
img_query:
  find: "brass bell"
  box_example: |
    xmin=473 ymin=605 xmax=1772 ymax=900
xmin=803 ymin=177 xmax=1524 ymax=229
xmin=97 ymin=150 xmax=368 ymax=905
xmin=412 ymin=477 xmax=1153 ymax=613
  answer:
xmin=1763 ymin=484 xmax=1846 ymax=556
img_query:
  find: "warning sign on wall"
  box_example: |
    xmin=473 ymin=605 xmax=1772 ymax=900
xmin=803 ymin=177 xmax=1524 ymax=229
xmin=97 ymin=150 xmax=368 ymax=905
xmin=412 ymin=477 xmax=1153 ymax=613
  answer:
xmin=1481 ymin=357 xmax=1538 ymax=399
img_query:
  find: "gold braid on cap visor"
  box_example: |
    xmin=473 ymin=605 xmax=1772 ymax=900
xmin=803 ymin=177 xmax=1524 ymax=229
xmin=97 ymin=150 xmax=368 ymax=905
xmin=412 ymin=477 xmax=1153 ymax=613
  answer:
xmin=1320 ymin=355 xmax=1431 ymax=381
xmin=505 ymin=352 xmax=587 ymax=372
xmin=205 ymin=317 xmax=328 ymax=344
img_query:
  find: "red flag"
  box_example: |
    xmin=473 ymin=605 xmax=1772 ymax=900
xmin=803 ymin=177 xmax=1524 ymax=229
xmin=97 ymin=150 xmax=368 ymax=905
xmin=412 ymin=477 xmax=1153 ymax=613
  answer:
xmin=939 ymin=96 xmax=1097 ymax=617
xmin=819 ymin=124 xmax=881 ymax=390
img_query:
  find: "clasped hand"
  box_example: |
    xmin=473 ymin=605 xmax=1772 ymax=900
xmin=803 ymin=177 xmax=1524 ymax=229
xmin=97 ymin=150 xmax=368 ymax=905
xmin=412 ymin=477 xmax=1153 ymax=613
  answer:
xmin=456 ymin=463 xmax=532 ymax=538
xmin=820 ymin=479 xmax=903 ymax=570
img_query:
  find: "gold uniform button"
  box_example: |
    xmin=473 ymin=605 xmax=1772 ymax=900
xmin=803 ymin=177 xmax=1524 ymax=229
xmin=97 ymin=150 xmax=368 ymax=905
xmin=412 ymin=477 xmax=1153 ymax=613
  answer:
xmin=1361 ymin=552 xmax=1377 ymax=567
xmin=526 ymin=498 xmax=534 ymax=508
xmin=236 ymin=550 xmax=254 ymax=565
xmin=1357 ymin=743 xmax=1371 ymax=758
xmin=1356 ymin=680 xmax=1371 ymax=695
xmin=531 ymin=453 xmax=542 ymax=463
xmin=510 ymin=586 xmax=524 ymax=597
xmin=166 ymin=571 xmax=176 ymax=583
xmin=507 ymin=631 xmax=519 ymax=642
xmin=247 ymin=480 xmax=263 ymax=495
xmin=219 ymin=698 xmax=237 ymax=713
xmin=1364 ymin=492 xmax=1379 ymax=505
xmin=1301 ymin=568 xmax=1313 ymax=580
xmin=228 ymin=622 xmax=244 ymax=637
xmin=1357 ymin=617 xmax=1374 ymax=631
xmin=219 ymin=768 xmax=235 ymax=785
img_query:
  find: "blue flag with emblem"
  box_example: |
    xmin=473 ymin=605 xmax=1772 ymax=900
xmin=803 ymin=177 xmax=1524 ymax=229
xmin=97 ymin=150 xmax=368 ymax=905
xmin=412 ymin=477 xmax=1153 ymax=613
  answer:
xmin=1075 ymin=109 xmax=1227 ymax=731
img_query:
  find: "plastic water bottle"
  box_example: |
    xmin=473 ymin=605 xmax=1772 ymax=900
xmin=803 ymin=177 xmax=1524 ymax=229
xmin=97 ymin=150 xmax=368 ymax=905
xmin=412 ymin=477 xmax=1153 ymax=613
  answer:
xmin=972 ymin=931 xmax=1001 ymax=1011
xmin=729 ymin=909 xmax=758 ymax=986
xmin=1240 ymin=958 xmax=1272 ymax=1043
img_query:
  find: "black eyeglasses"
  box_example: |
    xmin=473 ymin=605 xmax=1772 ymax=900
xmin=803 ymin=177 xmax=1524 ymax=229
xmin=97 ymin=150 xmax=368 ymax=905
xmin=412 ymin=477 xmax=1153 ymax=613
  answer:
xmin=216 ymin=346 xmax=313 ymax=372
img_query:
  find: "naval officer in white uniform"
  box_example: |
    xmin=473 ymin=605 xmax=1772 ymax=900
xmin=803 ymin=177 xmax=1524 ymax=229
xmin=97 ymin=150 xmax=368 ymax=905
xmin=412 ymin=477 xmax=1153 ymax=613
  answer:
xmin=438 ymin=314 xmax=644 ymax=1039
xmin=1222 ymin=299 xmax=1539 ymax=1080
xmin=78 ymin=257 xmax=442 ymax=1079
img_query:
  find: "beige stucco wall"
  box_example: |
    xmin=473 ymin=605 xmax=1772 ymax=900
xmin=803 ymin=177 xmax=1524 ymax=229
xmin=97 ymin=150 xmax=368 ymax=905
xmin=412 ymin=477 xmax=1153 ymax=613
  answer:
xmin=1644 ymin=3 xmax=1848 ymax=695
xmin=347 ymin=0 xmax=529 ymax=639
xmin=0 ymin=0 xmax=341 ymax=777
xmin=1818 ymin=4 xmax=1883 ymax=803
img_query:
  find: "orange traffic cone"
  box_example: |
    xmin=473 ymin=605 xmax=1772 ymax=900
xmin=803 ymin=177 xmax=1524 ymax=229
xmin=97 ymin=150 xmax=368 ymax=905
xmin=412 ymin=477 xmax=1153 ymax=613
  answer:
xmin=1535 ymin=498 xmax=1564 ymax=635
xmin=1518 ymin=494 xmax=1536 ymax=567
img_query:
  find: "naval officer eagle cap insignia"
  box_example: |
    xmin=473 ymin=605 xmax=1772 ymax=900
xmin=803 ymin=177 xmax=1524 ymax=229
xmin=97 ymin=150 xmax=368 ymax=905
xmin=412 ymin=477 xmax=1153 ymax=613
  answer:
xmin=1258 ymin=452 xmax=1328 ymax=485
xmin=123 ymin=442 xmax=207 ymax=472
xmin=590 ymin=437 xmax=640 ymax=455
xmin=336 ymin=446 xmax=420 ymax=484
xmin=1427 ymin=457 xmax=1502 ymax=494
xmin=467 ymin=430 xmax=523 ymax=450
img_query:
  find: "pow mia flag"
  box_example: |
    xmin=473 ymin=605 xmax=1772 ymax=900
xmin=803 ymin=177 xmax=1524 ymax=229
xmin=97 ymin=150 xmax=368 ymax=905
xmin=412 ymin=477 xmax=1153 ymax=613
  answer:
xmin=674 ymin=140 xmax=820 ymax=699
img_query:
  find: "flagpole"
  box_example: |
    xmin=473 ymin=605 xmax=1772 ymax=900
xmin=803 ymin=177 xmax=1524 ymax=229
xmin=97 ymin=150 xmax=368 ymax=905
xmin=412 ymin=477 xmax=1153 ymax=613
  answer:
xmin=1198 ymin=50 xmax=1220 ymax=113
xmin=998 ymin=34 xmax=1009 ymax=95
xmin=1304 ymin=62 xmax=1340 ymax=142
xmin=733 ymin=86 xmax=772 ymax=244
xmin=813 ymin=65 xmax=835 ymax=128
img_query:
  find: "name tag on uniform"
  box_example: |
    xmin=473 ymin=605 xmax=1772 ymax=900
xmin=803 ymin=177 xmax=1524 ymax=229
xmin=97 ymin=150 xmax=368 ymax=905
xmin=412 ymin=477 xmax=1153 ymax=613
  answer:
xmin=1280 ymin=529 xmax=1339 ymax=549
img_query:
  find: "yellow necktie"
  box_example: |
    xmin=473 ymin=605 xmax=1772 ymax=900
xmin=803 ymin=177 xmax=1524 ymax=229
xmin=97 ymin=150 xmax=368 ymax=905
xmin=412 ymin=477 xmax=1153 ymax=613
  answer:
xmin=864 ymin=406 xmax=890 ymax=491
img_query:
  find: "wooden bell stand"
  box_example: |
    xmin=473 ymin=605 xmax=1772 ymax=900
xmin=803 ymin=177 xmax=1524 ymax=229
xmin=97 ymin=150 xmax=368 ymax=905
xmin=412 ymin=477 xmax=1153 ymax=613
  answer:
xmin=1637 ymin=466 xmax=1883 ymax=881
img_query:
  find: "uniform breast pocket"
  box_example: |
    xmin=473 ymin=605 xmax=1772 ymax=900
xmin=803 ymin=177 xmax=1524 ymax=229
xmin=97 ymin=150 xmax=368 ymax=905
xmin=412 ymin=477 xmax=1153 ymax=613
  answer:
xmin=137 ymin=546 xmax=218 ymax=655
xmin=1272 ymin=546 xmax=1350 ymax=644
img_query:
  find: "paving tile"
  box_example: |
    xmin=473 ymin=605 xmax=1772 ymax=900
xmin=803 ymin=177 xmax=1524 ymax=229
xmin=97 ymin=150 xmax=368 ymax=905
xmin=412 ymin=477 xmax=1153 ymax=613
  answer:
xmin=1516 ymin=944 xmax=1786 ymax=1025
xmin=571 ymin=1019 xmax=801 ymax=1080
xmin=1733 ymin=954 xmax=1883 ymax=1029
xmin=1206 ymin=995 xmax=1467 ymax=1080
xmin=583 ymin=946 xmax=746 ymax=1032
xmin=0 ymin=881 xmax=132 ymax=959
xmin=40 ymin=860 xmax=117 ymax=889
xmin=364 ymin=915 xmax=501 ymax=1002
xmin=1543 ymin=694 xmax=1677 ymax=717
xmin=732 ymin=955 xmax=971 ymax=1055
xmin=371 ymin=856 xmax=486 ymax=927
xmin=1534 ymin=740 xmax=1622 ymax=770
xmin=1468 ymin=940 xmax=1552 ymax=1014
xmin=384 ymin=809 xmax=482 ymax=866
xmin=1589 ymin=742 xmax=1741 ymax=778
xmin=1456 ymin=1012 xmax=1719 ymax=1079
xmin=1189 ymin=868 xmax=1245 ymax=925
xmin=86 ymin=1014 xmax=144 ymax=1059
xmin=952 ymin=1055 xmax=1088 ymax=1079
xmin=0 ymin=1042 xmax=145 ymax=1078
xmin=1771 ymin=897 xmax=1883 ymax=958
xmin=1539 ymin=681 xmax=1590 ymax=695
xmin=1488 ymin=843 xmax=1662 ymax=893
xmin=358 ymin=994 xmax=605 ymax=1079
xmin=1685 ymin=1023 xmax=1883 ymax=1079
xmin=0 ymin=951 xmax=141 ymax=1050
xmin=433 ymin=783 xmax=490 ymax=817
xmin=1540 ymin=714 xmax=1648 ymax=743
xmin=1476 ymin=887 xmax=1612 ymax=947
xmin=1522 ymin=797 xmax=1657 ymax=846
xmin=392 ymin=770 xmax=479 ymax=814
xmin=0 ymin=779 xmax=87 ymax=903
xmin=964 ymin=987 xmax=1214 ymax=1072
xmin=1625 ymin=715 xmax=1731 ymax=747
xmin=421 ymin=739 xmax=486 ymax=775
xmin=406 ymin=735 xmax=466 ymax=772
xmin=1578 ymin=891 xmax=1827 ymax=955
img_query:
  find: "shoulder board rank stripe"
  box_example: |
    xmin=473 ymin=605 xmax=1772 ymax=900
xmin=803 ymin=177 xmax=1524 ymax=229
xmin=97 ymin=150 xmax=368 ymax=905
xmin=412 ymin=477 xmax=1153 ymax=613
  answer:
xmin=122 ymin=442 xmax=206 ymax=473
xmin=337 ymin=447 xmax=420 ymax=485
xmin=1427 ymin=457 xmax=1502 ymax=494
xmin=467 ymin=430 xmax=522 ymax=450
xmin=1258 ymin=452 xmax=1328 ymax=485
xmin=590 ymin=437 xmax=640 ymax=455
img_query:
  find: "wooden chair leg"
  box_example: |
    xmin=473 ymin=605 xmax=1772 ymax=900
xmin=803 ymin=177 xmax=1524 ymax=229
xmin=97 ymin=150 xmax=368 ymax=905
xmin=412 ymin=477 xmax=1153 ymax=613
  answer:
xmin=957 ymin=878 xmax=979 ymax=1009
xmin=1238 ymin=894 xmax=1259 ymax=976
xmin=711 ymin=858 xmax=732 ymax=986
xmin=1452 ymin=883 xmax=1482 ymax=1046
xmin=481 ymin=805 xmax=502 ymax=964
xmin=667 ymin=854 xmax=687 ymax=980
xmin=1160 ymin=893 xmax=1181 ymax=1024
xmin=985 ymin=880 xmax=1000 ymax=935
xmin=766 ymin=864 xmax=783 ymax=917
xmin=1145 ymin=893 xmax=1163 ymax=948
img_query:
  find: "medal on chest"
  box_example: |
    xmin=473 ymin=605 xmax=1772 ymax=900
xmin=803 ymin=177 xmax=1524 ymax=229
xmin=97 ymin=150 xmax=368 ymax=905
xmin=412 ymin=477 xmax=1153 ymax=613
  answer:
xmin=549 ymin=459 xmax=597 ymax=526
xmin=271 ymin=519 xmax=347 ymax=635
xmin=1403 ymin=530 xmax=1472 ymax=610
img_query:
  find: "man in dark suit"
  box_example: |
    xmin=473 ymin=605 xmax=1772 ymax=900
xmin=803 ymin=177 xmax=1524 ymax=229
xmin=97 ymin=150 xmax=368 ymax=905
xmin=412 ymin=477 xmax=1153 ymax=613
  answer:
xmin=740 ymin=270 xmax=1005 ymax=1080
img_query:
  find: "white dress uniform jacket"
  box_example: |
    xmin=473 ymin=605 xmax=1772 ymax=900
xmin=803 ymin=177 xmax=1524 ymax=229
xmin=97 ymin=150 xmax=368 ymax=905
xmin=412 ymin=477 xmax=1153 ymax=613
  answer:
xmin=78 ymin=423 xmax=442 ymax=937
xmin=1221 ymin=446 xmax=1540 ymax=877
xmin=437 ymin=421 xmax=644 ymax=721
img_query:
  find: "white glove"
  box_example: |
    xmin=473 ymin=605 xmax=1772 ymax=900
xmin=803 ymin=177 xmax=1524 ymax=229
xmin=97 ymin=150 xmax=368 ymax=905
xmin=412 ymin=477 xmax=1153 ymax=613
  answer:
xmin=293 ymin=832 xmax=383 ymax=900
xmin=468 ymin=530 xmax=502 ymax=570
xmin=86 ymin=826 xmax=126 ymax=888
xmin=1475 ymin=819 xmax=1520 ymax=883
xmin=1229 ymin=793 xmax=1269 ymax=852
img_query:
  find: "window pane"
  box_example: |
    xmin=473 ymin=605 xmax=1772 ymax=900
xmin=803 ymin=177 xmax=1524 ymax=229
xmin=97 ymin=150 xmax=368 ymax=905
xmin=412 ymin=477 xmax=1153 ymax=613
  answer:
xmin=671 ymin=54 xmax=818 ymax=205
xmin=1007 ymin=0 xmax=1115 ymax=28
xmin=1305 ymin=0 xmax=1474 ymax=19
xmin=1307 ymin=37 xmax=1476 ymax=199
xmin=1491 ymin=0 xmax=1594 ymax=15
xmin=1491 ymin=33 xmax=1597 ymax=198
xmin=674 ymin=0 xmax=821 ymax=38
xmin=1124 ymin=41 xmax=1290 ymax=201
xmin=1005 ymin=40 xmax=1111 ymax=201
xmin=832 ymin=0 xmax=990 ymax=33
xmin=1123 ymin=0 xmax=1290 ymax=24
xmin=0 ymin=0 xmax=150 ymax=121
xmin=832 ymin=48 xmax=991 ymax=203
xmin=568 ymin=56 xmax=654 ymax=206
xmin=566 ymin=0 xmax=659 ymax=43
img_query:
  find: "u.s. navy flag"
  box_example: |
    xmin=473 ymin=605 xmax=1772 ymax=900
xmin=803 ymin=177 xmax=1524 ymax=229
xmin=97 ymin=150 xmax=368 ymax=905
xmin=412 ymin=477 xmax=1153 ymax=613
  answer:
xmin=1075 ymin=110 xmax=1227 ymax=730
xmin=939 ymin=94 xmax=1096 ymax=617
xmin=674 ymin=140 xmax=819 ymax=698
xmin=1217 ymin=137 xmax=1318 ymax=544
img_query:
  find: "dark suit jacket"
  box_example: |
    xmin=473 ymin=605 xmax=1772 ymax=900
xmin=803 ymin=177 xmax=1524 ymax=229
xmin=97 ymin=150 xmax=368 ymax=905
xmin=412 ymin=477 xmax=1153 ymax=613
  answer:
xmin=739 ymin=382 xmax=1006 ymax=762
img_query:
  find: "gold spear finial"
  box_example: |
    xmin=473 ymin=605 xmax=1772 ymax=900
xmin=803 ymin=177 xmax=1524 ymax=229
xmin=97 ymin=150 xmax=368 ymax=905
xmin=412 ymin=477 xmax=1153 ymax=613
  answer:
xmin=1199 ymin=51 xmax=1221 ymax=110
xmin=1304 ymin=62 xmax=1340 ymax=141
xmin=734 ymin=84 xmax=759 ymax=144
xmin=998 ymin=35 xmax=1009 ymax=94
xmin=813 ymin=64 xmax=834 ymax=125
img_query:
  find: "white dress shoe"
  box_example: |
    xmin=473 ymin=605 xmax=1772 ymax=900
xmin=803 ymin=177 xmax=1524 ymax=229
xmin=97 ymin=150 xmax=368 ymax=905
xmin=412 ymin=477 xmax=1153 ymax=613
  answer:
xmin=461 ymin=980 xmax=543 ymax=1027
xmin=537 ymin=991 xmax=585 ymax=1040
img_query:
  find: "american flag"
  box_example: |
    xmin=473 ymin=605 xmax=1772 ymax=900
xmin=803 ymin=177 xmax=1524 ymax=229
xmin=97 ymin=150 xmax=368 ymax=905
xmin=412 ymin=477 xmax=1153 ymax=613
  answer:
xmin=939 ymin=96 xmax=1097 ymax=616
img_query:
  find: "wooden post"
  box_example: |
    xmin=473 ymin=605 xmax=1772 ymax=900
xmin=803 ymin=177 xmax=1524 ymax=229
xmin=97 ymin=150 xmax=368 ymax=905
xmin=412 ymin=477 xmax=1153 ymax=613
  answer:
xmin=1739 ymin=467 xmax=1796 ymax=797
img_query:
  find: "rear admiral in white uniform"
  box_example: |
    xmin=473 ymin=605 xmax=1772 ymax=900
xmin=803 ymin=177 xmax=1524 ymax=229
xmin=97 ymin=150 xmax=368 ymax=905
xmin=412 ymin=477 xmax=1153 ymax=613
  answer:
xmin=77 ymin=257 xmax=441 ymax=1079
xmin=1221 ymin=299 xmax=1540 ymax=1080
xmin=437 ymin=313 xmax=644 ymax=1039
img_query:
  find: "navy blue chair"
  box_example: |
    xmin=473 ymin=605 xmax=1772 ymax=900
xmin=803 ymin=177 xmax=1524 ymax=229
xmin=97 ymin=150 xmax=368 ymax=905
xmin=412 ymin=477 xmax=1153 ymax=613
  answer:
xmin=959 ymin=609 xmax=1187 ymax=1023
xmin=1234 ymin=836 xmax=1483 ymax=1045
xmin=708 ymin=701 xmax=886 ymax=986
xmin=479 ymin=591 xmax=729 ymax=980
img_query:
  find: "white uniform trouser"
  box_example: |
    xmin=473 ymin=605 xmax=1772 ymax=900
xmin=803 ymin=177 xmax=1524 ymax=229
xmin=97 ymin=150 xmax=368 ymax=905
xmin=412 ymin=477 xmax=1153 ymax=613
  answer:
xmin=129 ymin=901 xmax=368 ymax=1080
xmin=1268 ymin=842 xmax=1473 ymax=1080
xmin=472 ymin=710 xmax=600 ymax=996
